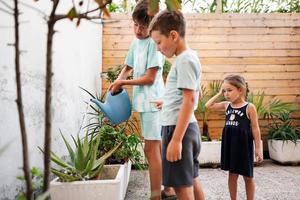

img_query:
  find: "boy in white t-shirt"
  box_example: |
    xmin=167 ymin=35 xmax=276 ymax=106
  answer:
xmin=149 ymin=10 xmax=205 ymax=200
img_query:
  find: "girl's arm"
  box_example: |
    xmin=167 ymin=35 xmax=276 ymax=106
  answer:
xmin=248 ymin=103 xmax=263 ymax=163
xmin=110 ymin=67 xmax=158 ymax=94
xmin=167 ymin=89 xmax=196 ymax=162
xmin=205 ymin=89 xmax=227 ymax=111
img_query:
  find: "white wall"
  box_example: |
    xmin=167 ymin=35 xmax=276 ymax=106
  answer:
xmin=0 ymin=1 xmax=102 ymax=199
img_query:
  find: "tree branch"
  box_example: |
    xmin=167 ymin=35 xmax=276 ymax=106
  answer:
xmin=13 ymin=0 xmax=33 ymax=199
xmin=43 ymin=0 xmax=60 ymax=193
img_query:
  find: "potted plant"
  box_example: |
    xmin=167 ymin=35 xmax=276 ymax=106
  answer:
xmin=15 ymin=167 xmax=44 ymax=200
xmin=81 ymin=86 xmax=145 ymax=196
xmin=267 ymin=112 xmax=300 ymax=164
xmin=46 ymin=128 xmax=125 ymax=200
xmin=196 ymin=81 xmax=224 ymax=166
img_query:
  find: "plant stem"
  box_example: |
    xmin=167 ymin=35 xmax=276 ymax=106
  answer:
xmin=43 ymin=0 xmax=59 ymax=193
xmin=13 ymin=0 xmax=33 ymax=199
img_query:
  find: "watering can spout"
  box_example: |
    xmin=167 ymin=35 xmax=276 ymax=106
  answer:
xmin=90 ymin=89 xmax=132 ymax=125
xmin=90 ymin=98 xmax=104 ymax=109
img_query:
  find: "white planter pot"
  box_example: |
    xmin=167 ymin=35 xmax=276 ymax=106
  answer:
xmin=50 ymin=165 xmax=125 ymax=200
xmin=199 ymin=140 xmax=263 ymax=165
xmin=199 ymin=141 xmax=221 ymax=165
xmin=122 ymin=160 xmax=132 ymax=198
xmin=268 ymin=140 xmax=300 ymax=163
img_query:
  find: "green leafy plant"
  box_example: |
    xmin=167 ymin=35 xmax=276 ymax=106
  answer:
xmin=163 ymin=60 xmax=172 ymax=81
xmin=268 ymin=112 xmax=300 ymax=144
xmin=190 ymin=0 xmax=300 ymax=13
xmin=96 ymin=125 xmax=144 ymax=168
xmin=41 ymin=130 xmax=121 ymax=182
xmin=248 ymin=91 xmax=296 ymax=119
xmin=197 ymin=80 xmax=224 ymax=141
xmin=81 ymin=87 xmax=145 ymax=169
xmin=15 ymin=167 xmax=44 ymax=200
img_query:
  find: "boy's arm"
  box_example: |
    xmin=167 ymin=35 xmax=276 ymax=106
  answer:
xmin=117 ymin=65 xmax=133 ymax=80
xmin=205 ymin=89 xmax=227 ymax=111
xmin=248 ymin=103 xmax=263 ymax=163
xmin=166 ymin=89 xmax=196 ymax=162
xmin=110 ymin=67 xmax=158 ymax=93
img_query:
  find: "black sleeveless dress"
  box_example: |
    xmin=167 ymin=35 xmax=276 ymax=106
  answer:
xmin=221 ymin=103 xmax=254 ymax=177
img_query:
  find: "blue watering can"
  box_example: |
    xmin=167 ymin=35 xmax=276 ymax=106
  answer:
xmin=90 ymin=89 xmax=132 ymax=125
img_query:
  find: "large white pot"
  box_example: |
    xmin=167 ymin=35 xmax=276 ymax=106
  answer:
xmin=122 ymin=160 xmax=132 ymax=198
xmin=199 ymin=141 xmax=221 ymax=165
xmin=199 ymin=140 xmax=263 ymax=165
xmin=50 ymin=165 xmax=125 ymax=200
xmin=268 ymin=139 xmax=300 ymax=163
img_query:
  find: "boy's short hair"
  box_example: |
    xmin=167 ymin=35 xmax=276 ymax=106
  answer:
xmin=132 ymin=0 xmax=152 ymax=26
xmin=149 ymin=10 xmax=185 ymax=37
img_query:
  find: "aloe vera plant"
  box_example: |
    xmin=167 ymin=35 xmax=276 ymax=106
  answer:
xmin=40 ymin=130 xmax=121 ymax=182
xmin=268 ymin=112 xmax=300 ymax=144
xmin=248 ymin=92 xmax=295 ymax=119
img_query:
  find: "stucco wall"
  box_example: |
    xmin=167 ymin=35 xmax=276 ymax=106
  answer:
xmin=0 ymin=1 xmax=102 ymax=199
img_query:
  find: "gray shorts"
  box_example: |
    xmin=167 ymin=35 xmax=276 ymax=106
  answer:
xmin=161 ymin=122 xmax=201 ymax=187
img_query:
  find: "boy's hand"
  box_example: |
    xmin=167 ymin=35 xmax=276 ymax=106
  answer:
xmin=255 ymin=148 xmax=263 ymax=163
xmin=109 ymin=80 xmax=123 ymax=94
xmin=150 ymin=100 xmax=163 ymax=109
xmin=166 ymin=140 xmax=182 ymax=162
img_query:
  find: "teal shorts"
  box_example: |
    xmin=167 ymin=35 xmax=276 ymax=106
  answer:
xmin=139 ymin=112 xmax=161 ymax=140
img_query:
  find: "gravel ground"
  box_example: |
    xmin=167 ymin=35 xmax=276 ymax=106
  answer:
xmin=125 ymin=160 xmax=300 ymax=200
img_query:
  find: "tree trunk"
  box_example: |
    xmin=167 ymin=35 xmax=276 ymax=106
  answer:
xmin=43 ymin=0 xmax=59 ymax=192
xmin=13 ymin=0 xmax=33 ymax=199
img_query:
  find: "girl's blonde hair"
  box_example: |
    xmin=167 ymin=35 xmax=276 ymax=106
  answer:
xmin=224 ymin=74 xmax=249 ymax=100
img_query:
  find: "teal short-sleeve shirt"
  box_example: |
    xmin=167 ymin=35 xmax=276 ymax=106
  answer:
xmin=125 ymin=37 xmax=165 ymax=112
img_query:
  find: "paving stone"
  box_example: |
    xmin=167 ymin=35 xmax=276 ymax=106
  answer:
xmin=125 ymin=160 xmax=300 ymax=200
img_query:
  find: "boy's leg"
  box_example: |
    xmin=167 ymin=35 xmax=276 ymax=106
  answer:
xmin=193 ymin=177 xmax=205 ymax=200
xmin=144 ymin=140 xmax=162 ymax=200
xmin=162 ymin=186 xmax=176 ymax=197
xmin=174 ymin=186 xmax=194 ymax=200
xmin=228 ymin=173 xmax=239 ymax=200
xmin=243 ymin=176 xmax=255 ymax=200
xmin=140 ymin=112 xmax=162 ymax=199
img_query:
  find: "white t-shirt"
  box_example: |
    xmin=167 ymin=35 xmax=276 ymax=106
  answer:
xmin=161 ymin=49 xmax=201 ymax=126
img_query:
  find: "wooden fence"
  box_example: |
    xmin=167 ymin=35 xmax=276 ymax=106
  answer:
xmin=102 ymin=13 xmax=300 ymax=140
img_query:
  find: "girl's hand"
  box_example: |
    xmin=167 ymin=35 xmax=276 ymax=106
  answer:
xmin=166 ymin=140 xmax=182 ymax=162
xmin=255 ymin=149 xmax=263 ymax=163
xmin=109 ymin=80 xmax=123 ymax=94
xmin=218 ymin=87 xmax=224 ymax=96
xmin=150 ymin=100 xmax=163 ymax=110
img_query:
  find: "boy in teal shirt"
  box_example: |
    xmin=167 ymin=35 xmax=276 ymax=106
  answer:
xmin=149 ymin=10 xmax=205 ymax=199
xmin=110 ymin=1 xmax=166 ymax=199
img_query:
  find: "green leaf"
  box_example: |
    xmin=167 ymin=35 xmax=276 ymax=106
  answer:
xmin=35 ymin=191 xmax=50 ymax=200
xmin=93 ymin=142 xmax=122 ymax=170
xmin=67 ymin=7 xmax=77 ymax=21
xmin=148 ymin=0 xmax=160 ymax=16
xmin=74 ymin=134 xmax=85 ymax=170
xmin=60 ymin=130 xmax=75 ymax=163
xmin=165 ymin=0 xmax=182 ymax=11
xmin=51 ymin=168 xmax=81 ymax=182
xmin=89 ymin=163 xmax=104 ymax=178
xmin=15 ymin=193 xmax=26 ymax=200
xmin=79 ymin=86 xmax=96 ymax=99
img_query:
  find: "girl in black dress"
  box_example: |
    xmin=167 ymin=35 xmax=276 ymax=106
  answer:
xmin=205 ymin=74 xmax=263 ymax=200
